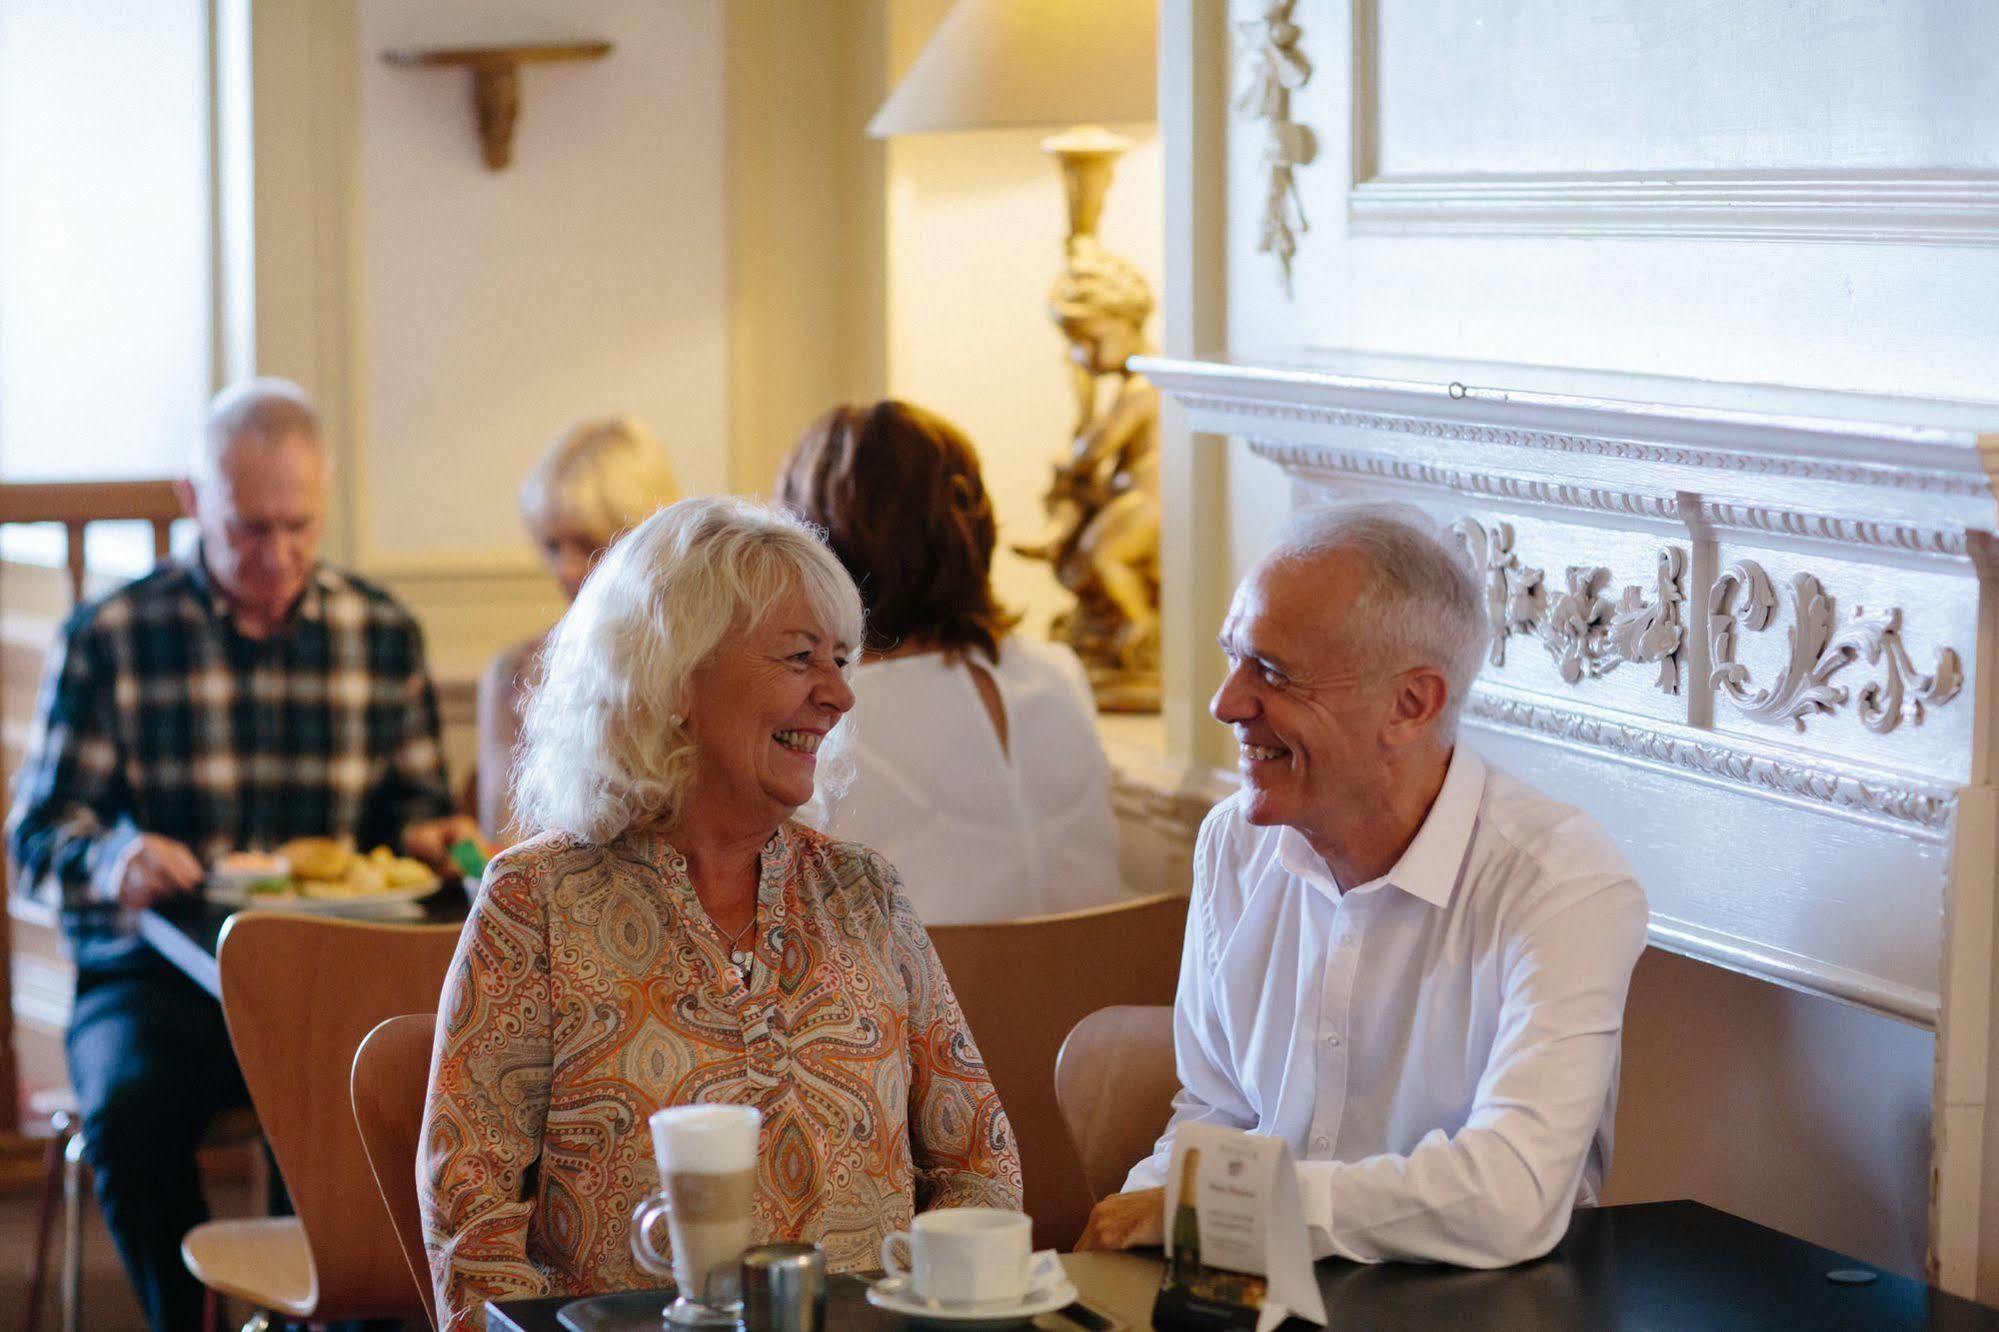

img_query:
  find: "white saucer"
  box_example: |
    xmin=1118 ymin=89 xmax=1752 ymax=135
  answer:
xmin=865 ymin=1275 xmax=1079 ymax=1326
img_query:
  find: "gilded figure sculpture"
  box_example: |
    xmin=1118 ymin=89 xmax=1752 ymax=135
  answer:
xmin=1015 ymin=240 xmax=1161 ymax=712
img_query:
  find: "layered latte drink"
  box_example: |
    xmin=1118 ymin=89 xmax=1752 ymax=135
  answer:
xmin=633 ymin=1104 xmax=761 ymax=1326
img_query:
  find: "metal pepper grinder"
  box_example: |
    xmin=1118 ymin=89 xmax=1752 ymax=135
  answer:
xmin=740 ymin=1243 xmax=827 ymax=1332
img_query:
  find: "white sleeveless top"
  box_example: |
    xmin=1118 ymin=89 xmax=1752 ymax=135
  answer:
xmin=805 ymin=637 xmax=1128 ymax=925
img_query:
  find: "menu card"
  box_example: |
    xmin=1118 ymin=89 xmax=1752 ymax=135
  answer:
xmin=1151 ymin=1124 xmax=1327 ymax=1332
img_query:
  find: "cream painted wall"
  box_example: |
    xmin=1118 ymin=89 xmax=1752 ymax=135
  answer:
xmin=726 ymin=0 xmax=889 ymax=494
xmin=884 ymin=0 xmax=1165 ymax=641
xmin=351 ymin=0 xmax=728 ymax=675
xmin=241 ymin=0 xmax=886 ymax=701
xmin=335 ymin=0 xmax=733 ymax=683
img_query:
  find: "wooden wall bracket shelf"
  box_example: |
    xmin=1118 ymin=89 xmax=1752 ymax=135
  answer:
xmin=382 ymin=41 xmax=612 ymax=170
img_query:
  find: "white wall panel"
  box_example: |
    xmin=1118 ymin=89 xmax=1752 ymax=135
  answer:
xmin=1223 ymin=0 xmax=1999 ymax=401
xmin=1365 ymin=1 xmax=1999 ymax=176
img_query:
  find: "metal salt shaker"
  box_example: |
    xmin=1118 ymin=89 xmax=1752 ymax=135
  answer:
xmin=740 ymin=1242 xmax=827 ymax=1332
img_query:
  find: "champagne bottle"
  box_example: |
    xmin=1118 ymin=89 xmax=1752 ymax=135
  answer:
xmin=1170 ymin=1146 xmax=1203 ymax=1278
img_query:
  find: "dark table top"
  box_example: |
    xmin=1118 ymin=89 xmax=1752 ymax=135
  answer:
xmin=137 ymin=877 xmax=474 ymax=998
xmin=486 ymin=1200 xmax=1999 ymax=1332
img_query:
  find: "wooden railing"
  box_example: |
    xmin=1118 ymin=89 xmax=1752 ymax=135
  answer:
xmin=1 ymin=478 xmax=183 ymax=1135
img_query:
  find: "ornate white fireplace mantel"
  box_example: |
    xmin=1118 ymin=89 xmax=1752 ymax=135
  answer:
xmin=1137 ymin=349 xmax=1999 ymax=1290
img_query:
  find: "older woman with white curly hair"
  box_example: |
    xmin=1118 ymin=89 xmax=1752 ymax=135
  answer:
xmin=421 ymin=496 xmax=1024 ymax=1331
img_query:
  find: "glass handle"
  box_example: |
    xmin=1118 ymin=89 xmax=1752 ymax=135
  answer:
xmin=630 ymin=1190 xmax=674 ymax=1278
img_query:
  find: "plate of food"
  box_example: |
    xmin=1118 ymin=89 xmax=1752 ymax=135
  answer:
xmin=209 ymin=838 xmax=442 ymax=911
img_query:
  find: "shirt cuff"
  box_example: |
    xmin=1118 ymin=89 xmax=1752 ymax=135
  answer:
xmin=89 ymin=825 xmax=144 ymax=905
xmin=1122 ymin=1151 xmax=1169 ymax=1193
xmin=1294 ymin=1159 xmax=1338 ymax=1254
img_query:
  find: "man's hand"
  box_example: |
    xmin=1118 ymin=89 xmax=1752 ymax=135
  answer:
xmin=1076 ymin=1188 xmax=1165 ymax=1251
xmin=401 ymin=814 xmax=482 ymax=872
xmin=113 ymin=834 xmax=204 ymax=910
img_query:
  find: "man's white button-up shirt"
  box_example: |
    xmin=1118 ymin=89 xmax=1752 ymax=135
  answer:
xmin=1125 ymin=748 xmax=1648 ymax=1268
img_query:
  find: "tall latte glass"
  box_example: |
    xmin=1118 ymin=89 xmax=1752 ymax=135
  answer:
xmin=632 ymin=1104 xmax=762 ymax=1326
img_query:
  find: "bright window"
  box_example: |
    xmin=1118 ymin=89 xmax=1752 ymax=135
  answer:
xmin=0 ymin=0 xmax=213 ymax=573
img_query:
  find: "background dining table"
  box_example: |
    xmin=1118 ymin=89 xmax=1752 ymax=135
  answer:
xmin=484 ymin=1200 xmax=1999 ymax=1332
xmin=138 ymin=877 xmax=475 ymax=998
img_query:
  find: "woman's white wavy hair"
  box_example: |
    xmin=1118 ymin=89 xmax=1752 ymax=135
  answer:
xmin=511 ymin=495 xmax=865 ymax=844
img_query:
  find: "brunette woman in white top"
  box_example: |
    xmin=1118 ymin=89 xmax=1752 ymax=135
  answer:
xmin=779 ymin=400 xmax=1127 ymax=924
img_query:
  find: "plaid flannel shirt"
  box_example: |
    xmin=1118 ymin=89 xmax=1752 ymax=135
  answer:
xmin=6 ymin=551 xmax=455 ymax=966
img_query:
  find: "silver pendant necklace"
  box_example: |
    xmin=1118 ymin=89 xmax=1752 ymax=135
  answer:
xmin=721 ymin=913 xmax=756 ymax=981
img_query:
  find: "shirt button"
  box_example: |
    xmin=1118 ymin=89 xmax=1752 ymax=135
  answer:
xmin=1311 ymin=1135 xmax=1331 ymax=1152
xmin=1322 ymin=1031 xmax=1341 ymax=1048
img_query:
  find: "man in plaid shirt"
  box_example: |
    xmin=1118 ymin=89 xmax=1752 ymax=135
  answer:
xmin=6 ymin=378 xmax=477 ymax=1331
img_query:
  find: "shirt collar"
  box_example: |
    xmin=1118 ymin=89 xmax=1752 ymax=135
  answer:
xmin=183 ymin=544 xmax=332 ymax=630
xmin=1276 ymin=747 xmax=1487 ymax=909
xmin=182 ymin=545 xmax=224 ymax=612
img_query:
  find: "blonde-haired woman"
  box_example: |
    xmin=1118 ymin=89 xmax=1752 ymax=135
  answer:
xmin=478 ymin=416 xmax=679 ymax=838
xmin=422 ymin=496 xmax=1022 ymax=1331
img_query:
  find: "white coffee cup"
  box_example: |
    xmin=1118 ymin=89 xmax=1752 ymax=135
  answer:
xmin=879 ymin=1208 xmax=1048 ymax=1306
xmin=633 ymin=1104 xmax=761 ymax=1326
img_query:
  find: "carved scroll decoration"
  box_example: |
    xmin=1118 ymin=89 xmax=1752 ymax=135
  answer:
xmin=1707 ymin=560 xmax=1963 ymax=733
xmin=1608 ymin=548 xmax=1687 ymax=692
xmin=1539 ymin=566 xmax=1615 ymax=684
xmin=1234 ymin=2 xmax=1315 ymax=292
xmin=1451 ymin=520 xmax=1685 ymax=694
xmin=1450 ymin=519 xmax=1543 ymax=667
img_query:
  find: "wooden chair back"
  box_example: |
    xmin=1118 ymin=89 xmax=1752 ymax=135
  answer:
xmin=0 ymin=479 xmax=182 ymax=601
xmin=1 ymin=478 xmax=183 ymax=1135
xmin=218 ymin=913 xmax=462 ymax=1320
xmin=352 ymin=1013 xmax=441 ymax=1330
xmin=926 ymin=893 xmax=1188 ymax=1251
xmin=1055 ymin=1005 xmax=1181 ymax=1201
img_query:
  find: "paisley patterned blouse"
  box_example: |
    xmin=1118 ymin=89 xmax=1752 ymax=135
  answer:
xmin=420 ymin=820 xmax=1023 ymax=1331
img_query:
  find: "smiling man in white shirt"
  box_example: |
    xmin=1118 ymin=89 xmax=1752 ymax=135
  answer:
xmin=1078 ymin=504 xmax=1649 ymax=1267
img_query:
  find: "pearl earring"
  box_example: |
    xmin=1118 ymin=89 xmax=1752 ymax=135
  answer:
xmin=670 ymin=713 xmax=685 ymax=728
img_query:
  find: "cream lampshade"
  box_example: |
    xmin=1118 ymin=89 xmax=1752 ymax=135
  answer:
xmin=868 ymin=0 xmax=1157 ymax=137
xmin=868 ymin=0 xmax=1158 ymax=248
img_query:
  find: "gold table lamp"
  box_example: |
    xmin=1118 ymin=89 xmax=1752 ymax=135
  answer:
xmin=869 ymin=0 xmax=1164 ymax=711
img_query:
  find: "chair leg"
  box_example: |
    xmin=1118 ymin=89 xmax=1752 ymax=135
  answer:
xmin=247 ymin=1139 xmax=271 ymax=1217
xmin=60 ymin=1132 xmax=84 ymax=1332
xmin=20 ymin=1116 xmax=68 ymax=1332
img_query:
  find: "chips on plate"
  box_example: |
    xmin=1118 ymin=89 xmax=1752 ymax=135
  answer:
xmin=214 ymin=839 xmax=440 ymax=903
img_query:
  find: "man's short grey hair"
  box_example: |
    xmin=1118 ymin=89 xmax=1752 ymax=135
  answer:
xmin=1269 ymin=502 xmax=1488 ymax=740
xmin=518 ymin=414 xmax=680 ymax=541
xmin=511 ymin=495 xmax=865 ymax=843
xmin=190 ymin=377 xmax=323 ymax=491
